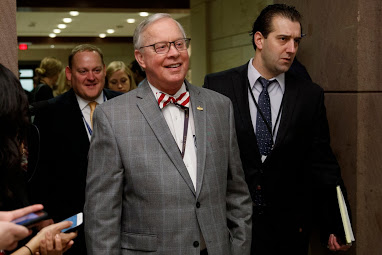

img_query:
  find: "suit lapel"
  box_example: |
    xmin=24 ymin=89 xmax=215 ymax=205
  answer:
xmin=233 ymin=64 xmax=254 ymax=133
xmin=274 ymin=72 xmax=300 ymax=147
xmin=187 ymin=82 xmax=206 ymax=198
xmin=63 ymin=89 xmax=90 ymax=150
xmin=233 ymin=64 xmax=262 ymax=159
xmin=136 ymin=82 xmax=196 ymax=195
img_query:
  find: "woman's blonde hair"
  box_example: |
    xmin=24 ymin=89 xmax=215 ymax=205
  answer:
xmin=35 ymin=57 xmax=63 ymax=82
xmin=106 ymin=61 xmax=137 ymax=91
xmin=53 ymin=69 xmax=71 ymax=97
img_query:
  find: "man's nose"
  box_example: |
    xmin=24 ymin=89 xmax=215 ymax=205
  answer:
xmin=286 ymin=40 xmax=298 ymax=53
xmin=87 ymin=71 xmax=95 ymax=80
xmin=167 ymin=42 xmax=180 ymax=57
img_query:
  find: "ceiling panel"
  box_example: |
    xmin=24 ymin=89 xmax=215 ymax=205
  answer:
xmin=17 ymin=0 xmax=190 ymax=48
xmin=17 ymin=0 xmax=189 ymax=9
xmin=17 ymin=12 xmax=189 ymax=37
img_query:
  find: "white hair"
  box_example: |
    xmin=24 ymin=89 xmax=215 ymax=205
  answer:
xmin=133 ymin=13 xmax=187 ymax=50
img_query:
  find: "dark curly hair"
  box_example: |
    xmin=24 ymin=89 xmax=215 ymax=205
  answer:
xmin=0 ymin=64 xmax=29 ymax=209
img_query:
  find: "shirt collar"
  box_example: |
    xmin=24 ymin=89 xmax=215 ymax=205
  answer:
xmin=76 ymin=90 xmax=105 ymax=111
xmin=247 ymin=58 xmax=285 ymax=93
xmin=149 ymin=81 xmax=187 ymax=101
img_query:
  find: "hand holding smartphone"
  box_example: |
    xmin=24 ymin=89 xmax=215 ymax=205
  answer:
xmin=10 ymin=210 xmax=48 ymax=227
xmin=61 ymin=212 xmax=83 ymax=233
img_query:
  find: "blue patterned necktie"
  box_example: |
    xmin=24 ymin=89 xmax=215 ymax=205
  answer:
xmin=256 ymin=77 xmax=274 ymax=156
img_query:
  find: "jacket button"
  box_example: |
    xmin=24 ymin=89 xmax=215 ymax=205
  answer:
xmin=196 ymin=202 xmax=200 ymax=208
xmin=193 ymin=241 xmax=199 ymax=247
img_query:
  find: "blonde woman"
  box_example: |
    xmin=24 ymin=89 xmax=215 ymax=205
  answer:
xmin=32 ymin=57 xmax=63 ymax=103
xmin=106 ymin=61 xmax=137 ymax=93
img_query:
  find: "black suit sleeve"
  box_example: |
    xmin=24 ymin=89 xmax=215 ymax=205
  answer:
xmin=310 ymin=89 xmax=351 ymax=245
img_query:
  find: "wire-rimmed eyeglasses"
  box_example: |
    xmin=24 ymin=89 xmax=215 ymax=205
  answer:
xmin=139 ymin=38 xmax=191 ymax=54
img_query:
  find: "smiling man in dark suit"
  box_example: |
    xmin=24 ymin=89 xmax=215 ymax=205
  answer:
xmin=29 ymin=44 xmax=121 ymax=255
xmin=204 ymin=4 xmax=351 ymax=255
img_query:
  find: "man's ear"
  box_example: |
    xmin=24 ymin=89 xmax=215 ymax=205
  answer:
xmin=254 ymin=31 xmax=264 ymax=50
xmin=65 ymin=66 xmax=72 ymax=81
xmin=134 ymin=50 xmax=146 ymax=70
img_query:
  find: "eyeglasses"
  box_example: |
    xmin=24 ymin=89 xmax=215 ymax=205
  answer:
xmin=139 ymin=38 xmax=191 ymax=54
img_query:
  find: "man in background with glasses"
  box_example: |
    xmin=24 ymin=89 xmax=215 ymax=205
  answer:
xmin=84 ymin=13 xmax=252 ymax=255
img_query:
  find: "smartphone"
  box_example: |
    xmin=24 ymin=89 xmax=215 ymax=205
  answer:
xmin=11 ymin=210 xmax=48 ymax=227
xmin=61 ymin=212 xmax=83 ymax=232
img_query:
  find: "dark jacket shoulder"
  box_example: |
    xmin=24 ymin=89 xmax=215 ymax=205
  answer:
xmin=204 ymin=63 xmax=248 ymax=83
xmin=285 ymin=70 xmax=324 ymax=95
xmin=104 ymin=88 xmax=123 ymax=99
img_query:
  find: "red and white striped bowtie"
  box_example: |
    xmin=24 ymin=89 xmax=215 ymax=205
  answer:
xmin=157 ymin=91 xmax=190 ymax=109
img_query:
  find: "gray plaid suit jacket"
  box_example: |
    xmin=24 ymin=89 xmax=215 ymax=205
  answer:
xmin=84 ymin=80 xmax=252 ymax=255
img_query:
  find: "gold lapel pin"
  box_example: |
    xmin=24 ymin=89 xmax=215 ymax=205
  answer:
xmin=197 ymin=106 xmax=204 ymax=111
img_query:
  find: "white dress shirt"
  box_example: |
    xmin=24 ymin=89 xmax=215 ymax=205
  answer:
xmin=149 ymin=82 xmax=198 ymax=190
xmin=247 ymin=58 xmax=285 ymax=161
xmin=76 ymin=91 xmax=105 ymax=140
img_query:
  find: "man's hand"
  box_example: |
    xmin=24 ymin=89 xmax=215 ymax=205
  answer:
xmin=328 ymin=234 xmax=351 ymax=252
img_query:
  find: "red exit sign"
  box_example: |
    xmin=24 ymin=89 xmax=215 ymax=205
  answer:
xmin=19 ymin=43 xmax=28 ymax=50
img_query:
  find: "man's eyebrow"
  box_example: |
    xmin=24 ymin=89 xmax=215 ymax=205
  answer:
xmin=277 ymin=34 xmax=302 ymax=39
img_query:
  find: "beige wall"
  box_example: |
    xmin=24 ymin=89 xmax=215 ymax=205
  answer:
xmin=206 ymin=0 xmax=270 ymax=73
xmin=191 ymin=0 xmax=272 ymax=86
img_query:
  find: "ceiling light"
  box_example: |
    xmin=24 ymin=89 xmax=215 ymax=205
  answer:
xmin=69 ymin=11 xmax=79 ymax=16
xmin=53 ymin=29 xmax=61 ymax=33
xmin=58 ymin=24 xmax=67 ymax=29
xmin=139 ymin=12 xmax=149 ymax=17
xmin=50 ymin=45 xmax=55 ymax=48
xmin=99 ymin=33 xmax=106 ymax=38
xmin=63 ymin=18 xmax=72 ymax=23
xmin=126 ymin=18 xmax=136 ymax=24
xmin=106 ymin=29 xmax=115 ymax=34
xmin=49 ymin=33 xmax=56 ymax=38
